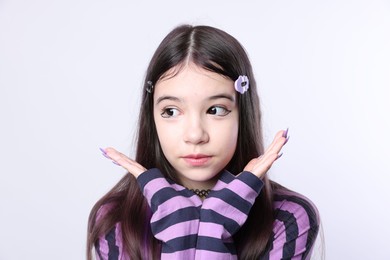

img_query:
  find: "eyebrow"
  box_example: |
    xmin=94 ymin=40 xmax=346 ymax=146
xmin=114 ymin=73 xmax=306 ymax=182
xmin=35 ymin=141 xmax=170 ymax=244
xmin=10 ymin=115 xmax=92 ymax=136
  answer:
xmin=156 ymin=94 xmax=235 ymax=104
xmin=209 ymin=94 xmax=236 ymax=102
xmin=156 ymin=96 xmax=181 ymax=104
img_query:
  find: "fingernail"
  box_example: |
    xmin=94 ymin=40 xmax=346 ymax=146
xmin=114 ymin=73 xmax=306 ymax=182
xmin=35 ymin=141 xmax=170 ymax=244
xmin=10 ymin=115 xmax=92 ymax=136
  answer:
xmin=112 ymin=161 xmax=120 ymax=166
xmin=102 ymin=153 xmax=111 ymax=159
xmin=284 ymin=136 xmax=290 ymax=145
xmin=283 ymin=128 xmax=289 ymax=138
xmin=276 ymin=153 xmax=283 ymax=160
xmin=99 ymin=148 xmax=111 ymax=159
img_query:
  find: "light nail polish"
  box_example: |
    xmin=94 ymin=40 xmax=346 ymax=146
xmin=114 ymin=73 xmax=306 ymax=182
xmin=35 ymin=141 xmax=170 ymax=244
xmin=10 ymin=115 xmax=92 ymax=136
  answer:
xmin=283 ymin=128 xmax=289 ymax=138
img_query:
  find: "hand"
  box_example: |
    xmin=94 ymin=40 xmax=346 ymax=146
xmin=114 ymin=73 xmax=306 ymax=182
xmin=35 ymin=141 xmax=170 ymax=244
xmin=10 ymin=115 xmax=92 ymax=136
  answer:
xmin=243 ymin=129 xmax=289 ymax=179
xmin=99 ymin=147 xmax=146 ymax=178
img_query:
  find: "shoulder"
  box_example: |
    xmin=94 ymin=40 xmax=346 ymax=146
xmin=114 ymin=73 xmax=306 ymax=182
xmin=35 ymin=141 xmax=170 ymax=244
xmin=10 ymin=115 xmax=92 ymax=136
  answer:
xmin=272 ymin=183 xmax=320 ymax=228
xmin=270 ymin=182 xmax=320 ymax=257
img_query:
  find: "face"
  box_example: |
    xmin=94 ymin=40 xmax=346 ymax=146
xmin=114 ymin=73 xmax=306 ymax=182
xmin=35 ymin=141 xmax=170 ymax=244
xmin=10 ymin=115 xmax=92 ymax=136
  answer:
xmin=153 ymin=64 xmax=239 ymax=190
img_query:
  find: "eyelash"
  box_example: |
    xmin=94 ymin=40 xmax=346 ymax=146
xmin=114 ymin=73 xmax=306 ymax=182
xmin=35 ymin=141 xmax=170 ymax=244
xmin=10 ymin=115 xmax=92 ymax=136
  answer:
xmin=207 ymin=106 xmax=231 ymax=116
xmin=161 ymin=107 xmax=180 ymax=118
xmin=160 ymin=106 xmax=231 ymax=118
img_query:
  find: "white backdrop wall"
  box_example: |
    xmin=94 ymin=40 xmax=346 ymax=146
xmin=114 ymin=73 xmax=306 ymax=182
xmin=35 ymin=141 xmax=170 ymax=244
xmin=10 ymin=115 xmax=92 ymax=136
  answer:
xmin=1 ymin=0 xmax=389 ymax=259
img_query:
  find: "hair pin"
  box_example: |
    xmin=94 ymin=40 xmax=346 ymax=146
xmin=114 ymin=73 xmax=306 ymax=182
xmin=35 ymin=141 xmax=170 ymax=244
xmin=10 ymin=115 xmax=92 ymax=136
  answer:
xmin=234 ymin=75 xmax=249 ymax=94
xmin=146 ymin=80 xmax=154 ymax=93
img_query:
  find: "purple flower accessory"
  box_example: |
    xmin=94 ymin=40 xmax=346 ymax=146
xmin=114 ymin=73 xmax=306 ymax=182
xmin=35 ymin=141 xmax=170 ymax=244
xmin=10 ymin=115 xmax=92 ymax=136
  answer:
xmin=146 ymin=80 xmax=154 ymax=93
xmin=234 ymin=75 xmax=249 ymax=94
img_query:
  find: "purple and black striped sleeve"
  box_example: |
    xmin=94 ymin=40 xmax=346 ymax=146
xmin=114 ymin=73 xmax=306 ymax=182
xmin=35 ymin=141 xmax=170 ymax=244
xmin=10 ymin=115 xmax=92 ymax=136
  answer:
xmin=138 ymin=169 xmax=264 ymax=260
xmin=195 ymin=171 xmax=264 ymax=259
xmin=137 ymin=168 xmax=202 ymax=259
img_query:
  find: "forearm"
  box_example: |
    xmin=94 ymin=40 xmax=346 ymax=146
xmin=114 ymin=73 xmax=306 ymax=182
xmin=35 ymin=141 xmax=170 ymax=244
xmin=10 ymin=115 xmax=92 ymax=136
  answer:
xmin=137 ymin=168 xmax=202 ymax=259
xmin=195 ymin=171 xmax=264 ymax=259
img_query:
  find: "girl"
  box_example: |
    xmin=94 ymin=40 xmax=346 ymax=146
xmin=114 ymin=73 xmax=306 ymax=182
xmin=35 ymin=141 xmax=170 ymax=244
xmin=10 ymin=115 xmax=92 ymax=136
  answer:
xmin=87 ymin=24 xmax=320 ymax=260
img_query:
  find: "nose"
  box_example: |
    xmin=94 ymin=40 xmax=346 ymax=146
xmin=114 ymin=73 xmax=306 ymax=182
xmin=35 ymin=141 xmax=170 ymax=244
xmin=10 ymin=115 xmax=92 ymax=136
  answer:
xmin=183 ymin=115 xmax=209 ymax=145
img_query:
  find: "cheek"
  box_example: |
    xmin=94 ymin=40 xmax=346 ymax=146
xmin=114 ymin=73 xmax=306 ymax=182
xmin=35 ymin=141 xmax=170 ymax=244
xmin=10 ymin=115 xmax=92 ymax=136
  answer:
xmin=154 ymin=117 xmax=177 ymax=153
xmin=213 ymin=118 xmax=239 ymax=151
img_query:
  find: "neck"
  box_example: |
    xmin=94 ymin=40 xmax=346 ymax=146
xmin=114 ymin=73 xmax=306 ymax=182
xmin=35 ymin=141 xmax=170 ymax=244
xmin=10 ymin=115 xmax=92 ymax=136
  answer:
xmin=179 ymin=177 xmax=217 ymax=191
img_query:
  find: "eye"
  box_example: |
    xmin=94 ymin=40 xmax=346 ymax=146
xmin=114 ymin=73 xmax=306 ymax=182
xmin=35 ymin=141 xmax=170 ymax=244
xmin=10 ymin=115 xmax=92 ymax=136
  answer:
xmin=161 ymin=107 xmax=180 ymax=118
xmin=207 ymin=106 xmax=231 ymax=116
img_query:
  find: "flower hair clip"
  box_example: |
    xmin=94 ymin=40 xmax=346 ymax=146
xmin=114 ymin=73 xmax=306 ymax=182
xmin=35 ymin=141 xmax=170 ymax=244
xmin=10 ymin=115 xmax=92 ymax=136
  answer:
xmin=146 ymin=80 xmax=154 ymax=93
xmin=234 ymin=75 xmax=249 ymax=94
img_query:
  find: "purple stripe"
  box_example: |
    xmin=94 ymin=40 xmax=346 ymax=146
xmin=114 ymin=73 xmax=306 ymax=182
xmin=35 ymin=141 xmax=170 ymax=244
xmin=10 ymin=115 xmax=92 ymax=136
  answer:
xmin=95 ymin=205 xmax=114 ymax=259
xmin=154 ymin=220 xmax=200 ymax=242
xmin=195 ymin=250 xmax=237 ymax=260
xmin=96 ymin=204 xmax=113 ymax=222
xmin=274 ymin=201 xmax=310 ymax=254
xmin=202 ymin=197 xmax=248 ymax=226
xmin=198 ymin=222 xmax=233 ymax=240
xmin=275 ymin=189 xmax=319 ymax=218
xmin=170 ymin=183 xmax=186 ymax=191
xmin=269 ymin=219 xmax=286 ymax=260
xmin=225 ymin=179 xmax=259 ymax=204
xmin=114 ymin=223 xmax=129 ymax=259
xmin=97 ymin=236 xmax=109 ymax=259
xmin=212 ymin=177 xmax=230 ymax=191
xmin=161 ymin=248 xmax=196 ymax=259
xmin=150 ymin=195 xmax=201 ymax=223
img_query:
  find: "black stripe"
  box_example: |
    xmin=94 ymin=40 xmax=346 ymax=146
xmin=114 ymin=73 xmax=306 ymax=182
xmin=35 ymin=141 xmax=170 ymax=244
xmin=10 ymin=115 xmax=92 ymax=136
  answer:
xmin=105 ymin=226 xmax=119 ymax=260
xmin=208 ymin=188 xmax=253 ymax=215
xmin=196 ymin=236 xmax=237 ymax=254
xmin=276 ymin=209 xmax=298 ymax=258
xmin=274 ymin=194 xmax=320 ymax=258
xmin=161 ymin=234 xmax=198 ymax=253
xmin=151 ymin=206 xmax=200 ymax=234
xmin=150 ymin=187 xmax=195 ymax=213
xmin=200 ymin=208 xmax=241 ymax=236
xmin=137 ymin=168 xmax=163 ymax=192
xmin=218 ymin=170 xmax=235 ymax=184
xmin=94 ymin=240 xmax=103 ymax=260
xmin=237 ymin=171 xmax=264 ymax=192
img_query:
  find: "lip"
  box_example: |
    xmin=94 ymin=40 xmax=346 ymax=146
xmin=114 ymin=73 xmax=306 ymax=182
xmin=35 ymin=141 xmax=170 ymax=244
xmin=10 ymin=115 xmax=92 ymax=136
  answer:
xmin=182 ymin=154 xmax=212 ymax=167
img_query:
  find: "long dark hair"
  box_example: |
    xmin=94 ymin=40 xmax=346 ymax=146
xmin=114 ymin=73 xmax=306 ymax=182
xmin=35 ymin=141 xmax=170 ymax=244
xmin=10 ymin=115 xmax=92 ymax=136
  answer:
xmin=87 ymin=24 xmax=274 ymax=259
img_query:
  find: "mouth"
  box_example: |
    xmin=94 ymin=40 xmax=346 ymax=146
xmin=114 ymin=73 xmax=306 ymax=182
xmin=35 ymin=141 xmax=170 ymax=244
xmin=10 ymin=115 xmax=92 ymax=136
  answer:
xmin=182 ymin=154 xmax=212 ymax=167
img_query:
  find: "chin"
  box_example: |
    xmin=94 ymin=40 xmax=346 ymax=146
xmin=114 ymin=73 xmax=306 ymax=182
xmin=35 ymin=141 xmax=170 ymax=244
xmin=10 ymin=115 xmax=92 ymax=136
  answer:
xmin=177 ymin=168 xmax=222 ymax=186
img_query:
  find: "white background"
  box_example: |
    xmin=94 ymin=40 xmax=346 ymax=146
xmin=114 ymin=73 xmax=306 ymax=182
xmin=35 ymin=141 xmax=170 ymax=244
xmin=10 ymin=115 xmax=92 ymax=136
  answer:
xmin=1 ymin=0 xmax=389 ymax=259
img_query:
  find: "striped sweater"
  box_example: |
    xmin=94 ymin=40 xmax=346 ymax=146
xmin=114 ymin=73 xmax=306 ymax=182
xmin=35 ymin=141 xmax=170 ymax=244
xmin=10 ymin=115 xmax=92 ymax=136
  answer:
xmin=96 ymin=169 xmax=320 ymax=259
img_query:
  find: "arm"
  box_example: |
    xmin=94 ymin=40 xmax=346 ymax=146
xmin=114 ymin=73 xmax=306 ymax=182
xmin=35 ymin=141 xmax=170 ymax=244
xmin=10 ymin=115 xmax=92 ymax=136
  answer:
xmin=98 ymin=149 xmax=202 ymax=260
xmin=194 ymin=130 xmax=288 ymax=259
xmin=195 ymin=171 xmax=264 ymax=259
xmin=93 ymin=172 xmax=202 ymax=260
xmin=137 ymin=168 xmax=202 ymax=259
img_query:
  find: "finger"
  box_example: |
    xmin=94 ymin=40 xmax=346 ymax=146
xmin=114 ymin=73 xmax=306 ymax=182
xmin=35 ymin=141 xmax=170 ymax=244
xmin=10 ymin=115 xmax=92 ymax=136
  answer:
xmin=265 ymin=135 xmax=286 ymax=158
xmin=264 ymin=129 xmax=286 ymax=154
xmin=253 ymin=149 xmax=280 ymax=170
xmin=243 ymin=129 xmax=289 ymax=178
xmin=101 ymin=147 xmax=146 ymax=178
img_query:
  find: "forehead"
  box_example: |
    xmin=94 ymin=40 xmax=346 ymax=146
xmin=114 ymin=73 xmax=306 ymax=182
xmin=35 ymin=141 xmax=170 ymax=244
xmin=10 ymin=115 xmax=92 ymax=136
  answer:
xmin=154 ymin=64 xmax=235 ymax=100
